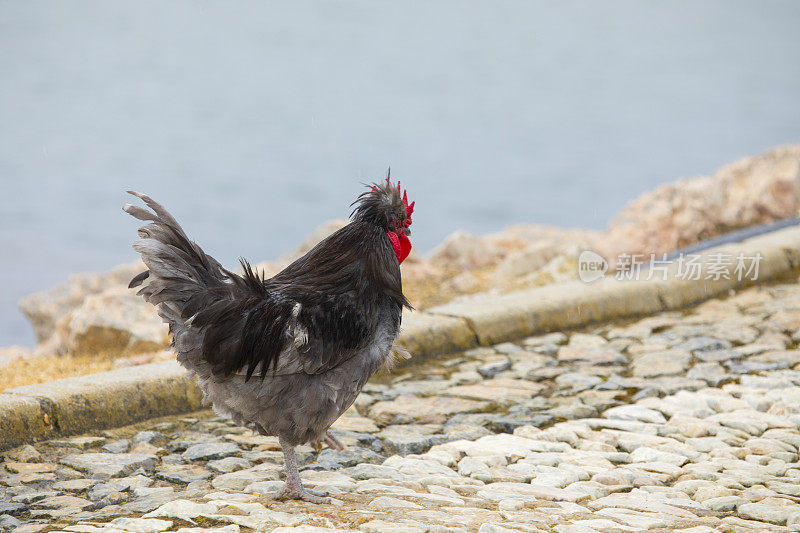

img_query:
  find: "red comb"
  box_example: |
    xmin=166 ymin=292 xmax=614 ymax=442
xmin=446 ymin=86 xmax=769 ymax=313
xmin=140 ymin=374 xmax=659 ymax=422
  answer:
xmin=396 ymin=181 xmax=414 ymax=228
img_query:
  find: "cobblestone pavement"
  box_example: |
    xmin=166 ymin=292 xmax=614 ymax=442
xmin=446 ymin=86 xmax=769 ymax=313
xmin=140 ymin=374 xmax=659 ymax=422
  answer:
xmin=5 ymin=282 xmax=800 ymax=533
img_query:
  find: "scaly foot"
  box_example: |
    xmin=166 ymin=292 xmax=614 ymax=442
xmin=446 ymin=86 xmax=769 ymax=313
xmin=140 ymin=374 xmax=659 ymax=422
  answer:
xmin=277 ymin=483 xmax=330 ymax=504
xmin=312 ymin=430 xmax=349 ymax=452
xmin=324 ymin=430 xmax=349 ymax=452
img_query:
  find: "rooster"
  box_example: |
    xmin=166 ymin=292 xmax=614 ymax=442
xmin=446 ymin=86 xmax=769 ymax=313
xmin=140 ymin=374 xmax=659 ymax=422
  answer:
xmin=123 ymin=178 xmax=414 ymax=503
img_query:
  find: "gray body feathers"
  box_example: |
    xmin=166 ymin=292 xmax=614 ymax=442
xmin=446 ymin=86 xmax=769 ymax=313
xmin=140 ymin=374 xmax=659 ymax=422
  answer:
xmin=124 ymin=191 xmax=407 ymax=445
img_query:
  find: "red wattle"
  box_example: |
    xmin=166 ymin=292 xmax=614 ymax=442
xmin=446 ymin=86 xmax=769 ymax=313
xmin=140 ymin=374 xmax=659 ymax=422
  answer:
xmin=387 ymin=231 xmax=412 ymax=265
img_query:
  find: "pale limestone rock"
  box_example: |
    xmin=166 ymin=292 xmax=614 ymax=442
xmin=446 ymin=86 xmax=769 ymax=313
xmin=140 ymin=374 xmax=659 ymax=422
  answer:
xmin=19 ymin=261 xmax=144 ymax=344
xmin=598 ymin=145 xmax=800 ymax=264
xmin=108 ymin=518 xmax=173 ymax=533
xmin=603 ymin=405 xmax=667 ymax=425
xmin=369 ymin=395 xmax=490 ymax=425
xmin=142 ymin=499 xmax=218 ymax=520
xmin=366 ymin=496 xmax=423 ymax=510
xmin=175 ymin=527 xmax=239 ymax=533
xmin=58 ymin=286 xmax=167 ymax=356
xmin=428 ymin=230 xmax=509 ymax=270
xmin=428 ymin=225 xmax=599 ymax=272
xmin=492 ymin=242 xmax=560 ymax=281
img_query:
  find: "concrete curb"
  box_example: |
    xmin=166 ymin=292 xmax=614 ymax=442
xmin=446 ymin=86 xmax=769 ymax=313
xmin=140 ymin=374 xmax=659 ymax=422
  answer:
xmin=2 ymin=362 xmax=203 ymax=450
xmin=3 ymin=226 xmax=800 ymax=450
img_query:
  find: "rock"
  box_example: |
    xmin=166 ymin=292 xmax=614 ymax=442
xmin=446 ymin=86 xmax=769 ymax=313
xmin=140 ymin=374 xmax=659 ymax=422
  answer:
xmin=486 ymin=413 xmax=554 ymax=434
xmin=339 ymin=464 xmax=406 ymax=481
xmin=88 ymin=481 xmax=129 ymax=501
xmin=629 ymin=447 xmax=688 ymax=466
xmin=155 ymin=466 xmax=212 ymax=484
xmin=442 ymin=379 xmax=545 ymax=404
xmin=10 ymin=490 xmax=60 ymax=504
xmin=52 ymin=478 xmax=100 ymax=493
xmin=3 ymin=462 xmax=56 ymax=475
xmin=631 ymin=350 xmax=691 ymax=378
xmin=378 ymin=426 xmax=443 ymax=456
xmin=0 ymin=515 xmax=23 ymax=530
xmin=59 ymin=453 xmax=157 ymax=479
xmin=694 ymin=348 xmax=743 ymax=363
xmin=476 ymin=358 xmax=512 ymax=379
xmin=597 ymin=145 xmax=800 ymax=262
xmin=686 ymin=363 xmax=730 ymax=386
xmin=369 ymin=395 xmax=490 ymax=425
xmin=366 ymin=497 xmax=423 ymax=510
xmin=32 ymin=494 xmax=92 ymax=510
xmin=604 ymin=405 xmax=667 ymax=424
xmin=478 ymin=525 xmax=526 ymax=533
xmin=477 ymin=482 xmax=587 ymax=503
xmin=3 ymin=444 xmax=42 ymax=463
xmin=143 ymin=499 xmax=218 ymax=521
xmin=427 ymin=231 xmax=509 ymax=270
xmin=672 ymin=337 xmax=732 ymax=353
xmin=0 ymin=502 xmax=29 ymax=515
xmin=108 ymin=518 xmax=173 ymax=533
xmin=546 ymin=403 xmax=598 ymax=420
xmin=133 ymin=431 xmax=165 ymax=445
xmin=382 ymin=456 xmax=460 ymax=478
xmin=457 ymin=457 xmax=491 ymax=482
xmin=524 ymin=332 xmax=568 ymax=347
xmin=51 ymin=436 xmax=107 ymax=449
xmin=738 ymin=500 xmax=800 ymax=525
xmin=444 ymin=271 xmax=485 ymax=293
xmin=175 ymin=526 xmax=239 ymax=533
xmin=304 ymin=446 xmax=384 ymax=470
xmin=123 ymin=489 xmax=177 ymax=514
xmin=703 ymin=495 xmax=746 ymax=512
xmin=492 ymin=242 xmax=560 ymax=281
xmin=331 ymin=416 xmax=380 ymax=434
xmin=554 ymin=372 xmax=602 ymax=393
xmin=691 ymin=485 xmax=737 ymax=502
xmin=211 ymin=465 xmax=281 ymax=491
xmin=207 ymin=457 xmax=252 ymax=474
xmin=182 ymin=443 xmax=241 ymax=461
xmin=103 ymin=440 xmax=131 ymax=454
xmin=19 ymin=261 xmax=144 ymax=344
xmin=557 ymin=346 xmax=628 ymax=365
xmin=59 ymin=286 xmax=168 ymax=356
xmin=493 ymin=342 xmax=524 ymax=355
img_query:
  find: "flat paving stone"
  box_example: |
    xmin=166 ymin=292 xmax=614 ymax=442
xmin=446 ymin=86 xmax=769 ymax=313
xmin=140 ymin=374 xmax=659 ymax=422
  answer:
xmin=181 ymin=442 xmax=241 ymax=461
xmin=58 ymin=453 xmax=157 ymax=479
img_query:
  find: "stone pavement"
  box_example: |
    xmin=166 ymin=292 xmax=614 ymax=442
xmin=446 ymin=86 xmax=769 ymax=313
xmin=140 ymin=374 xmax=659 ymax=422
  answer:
xmin=4 ymin=281 xmax=800 ymax=533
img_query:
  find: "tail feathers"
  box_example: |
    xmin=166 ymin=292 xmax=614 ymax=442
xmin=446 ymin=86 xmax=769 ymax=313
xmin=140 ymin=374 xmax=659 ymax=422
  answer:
xmin=124 ymin=191 xmax=233 ymax=328
xmin=124 ymin=190 xmax=186 ymax=236
xmin=128 ymin=270 xmax=149 ymax=289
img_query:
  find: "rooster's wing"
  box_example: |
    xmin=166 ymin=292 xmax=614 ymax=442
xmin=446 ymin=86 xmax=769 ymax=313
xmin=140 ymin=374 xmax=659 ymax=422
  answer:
xmin=125 ymin=191 xmax=380 ymax=381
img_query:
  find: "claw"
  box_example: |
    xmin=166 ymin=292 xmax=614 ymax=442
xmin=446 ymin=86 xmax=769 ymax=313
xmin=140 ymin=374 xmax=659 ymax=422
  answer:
xmin=277 ymin=484 xmax=330 ymax=504
xmin=324 ymin=431 xmax=349 ymax=452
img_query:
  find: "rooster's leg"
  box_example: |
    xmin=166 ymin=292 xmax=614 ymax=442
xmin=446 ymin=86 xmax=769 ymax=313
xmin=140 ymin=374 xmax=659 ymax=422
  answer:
xmin=278 ymin=437 xmax=330 ymax=504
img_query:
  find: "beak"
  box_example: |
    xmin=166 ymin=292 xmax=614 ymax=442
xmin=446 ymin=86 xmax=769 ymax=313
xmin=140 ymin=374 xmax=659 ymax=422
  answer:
xmin=403 ymin=227 xmax=411 ymax=236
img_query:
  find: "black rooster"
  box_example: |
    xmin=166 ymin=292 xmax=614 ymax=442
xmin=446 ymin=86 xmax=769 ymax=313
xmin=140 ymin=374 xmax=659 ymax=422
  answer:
xmin=124 ymin=178 xmax=414 ymax=502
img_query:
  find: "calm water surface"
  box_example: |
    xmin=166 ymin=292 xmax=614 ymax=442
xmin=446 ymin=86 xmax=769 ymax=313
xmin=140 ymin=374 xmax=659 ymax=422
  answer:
xmin=1 ymin=1 xmax=799 ymax=346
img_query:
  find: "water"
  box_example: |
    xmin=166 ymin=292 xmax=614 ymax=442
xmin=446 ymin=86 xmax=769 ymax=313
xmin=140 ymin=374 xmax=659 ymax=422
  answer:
xmin=1 ymin=1 xmax=799 ymax=347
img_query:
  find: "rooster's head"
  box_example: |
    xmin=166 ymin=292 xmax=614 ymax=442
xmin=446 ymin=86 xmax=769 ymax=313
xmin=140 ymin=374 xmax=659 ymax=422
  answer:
xmin=351 ymin=173 xmax=415 ymax=264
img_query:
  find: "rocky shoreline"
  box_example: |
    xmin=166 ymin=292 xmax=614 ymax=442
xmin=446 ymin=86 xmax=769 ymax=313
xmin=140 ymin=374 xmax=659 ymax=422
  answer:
xmin=3 ymin=145 xmax=800 ymax=380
